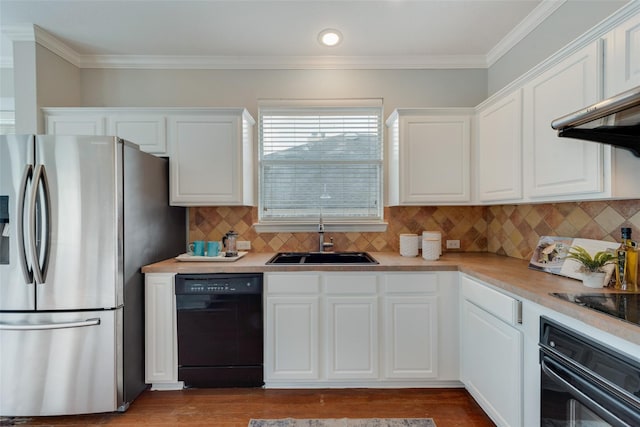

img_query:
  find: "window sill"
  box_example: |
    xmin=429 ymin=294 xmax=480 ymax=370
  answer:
xmin=253 ymin=221 xmax=388 ymax=233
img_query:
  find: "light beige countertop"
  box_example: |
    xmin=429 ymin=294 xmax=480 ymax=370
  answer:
xmin=142 ymin=251 xmax=640 ymax=346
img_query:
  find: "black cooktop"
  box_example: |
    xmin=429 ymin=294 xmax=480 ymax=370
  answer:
xmin=551 ymin=292 xmax=640 ymax=326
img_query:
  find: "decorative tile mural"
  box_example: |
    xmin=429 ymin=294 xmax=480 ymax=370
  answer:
xmin=189 ymin=200 xmax=640 ymax=260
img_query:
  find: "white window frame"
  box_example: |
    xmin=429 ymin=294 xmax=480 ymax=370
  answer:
xmin=255 ymin=99 xmax=386 ymax=233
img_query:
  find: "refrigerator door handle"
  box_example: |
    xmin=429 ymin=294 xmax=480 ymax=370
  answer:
xmin=0 ymin=317 xmax=101 ymax=331
xmin=17 ymin=164 xmax=34 ymax=284
xmin=29 ymin=164 xmax=51 ymax=284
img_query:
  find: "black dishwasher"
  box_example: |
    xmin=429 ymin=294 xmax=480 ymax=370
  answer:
xmin=175 ymin=273 xmax=263 ymax=388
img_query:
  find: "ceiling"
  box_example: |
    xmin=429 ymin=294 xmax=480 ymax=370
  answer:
xmin=0 ymin=0 xmax=580 ymax=69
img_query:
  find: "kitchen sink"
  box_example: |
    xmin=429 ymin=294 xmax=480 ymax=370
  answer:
xmin=266 ymin=251 xmax=378 ymax=265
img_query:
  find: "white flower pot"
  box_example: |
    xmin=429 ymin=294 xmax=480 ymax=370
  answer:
xmin=582 ymin=272 xmax=606 ymax=288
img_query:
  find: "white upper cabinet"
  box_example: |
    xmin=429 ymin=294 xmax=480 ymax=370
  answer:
xmin=107 ymin=114 xmax=167 ymax=155
xmin=604 ymin=11 xmax=640 ymax=96
xmin=522 ymin=42 xmax=604 ymax=200
xmin=168 ymin=109 xmax=255 ymax=206
xmin=44 ymin=108 xmax=169 ymax=156
xmin=386 ymin=109 xmax=472 ymax=205
xmin=44 ymin=111 xmax=105 ymax=136
xmin=476 ymin=89 xmax=523 ymax=203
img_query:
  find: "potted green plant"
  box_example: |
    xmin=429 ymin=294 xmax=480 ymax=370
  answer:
xmin=565 ymin=246 xmax=617 ymax=288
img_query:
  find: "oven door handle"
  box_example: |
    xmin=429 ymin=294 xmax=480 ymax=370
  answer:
xmin=541 ymin=356 xmax=635 ymax=427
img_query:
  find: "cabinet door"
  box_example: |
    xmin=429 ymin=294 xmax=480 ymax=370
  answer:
xmin=264 ymin=296 xmax=320 ymax=381
xmin=461 ymin=300 xmax=522 ymax=427
xmin=477 ymin=90 xmax=523 ymax=202
xmin=523 ymin=42 xmax=603 ymax=199
xmin=325 ymin=295 xmax=378 ymax=379
xmin=46 ymin=115 xmax=105 ymax=136
xmin=324 ymin=274 xmax=379 ymax=380
xmin=399 ymin=115 xmax=471 ymax=203
xmin=606 ymin=12 xmax=640 ymax=95
xmin=108 ymin=115 xmax=167 ymax=155
xmin=144 ymin=273 xmax=181 ymax=388
xmin=168 ymin=115 xmax=242 ymax=205
xmin=384 ymin=295 xmax=438 ymax=379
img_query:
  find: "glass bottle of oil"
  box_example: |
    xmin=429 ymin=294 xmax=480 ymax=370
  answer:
xmin=615 ymin=227 xmax=638 ymax=291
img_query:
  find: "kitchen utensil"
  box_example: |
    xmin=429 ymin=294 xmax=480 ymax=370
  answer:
xmin=223 ymin=230 xmax=239 ymax=257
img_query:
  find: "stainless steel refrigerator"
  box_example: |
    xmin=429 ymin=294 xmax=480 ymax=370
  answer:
xmin=0 ymin=135 xmax=185 ymax=416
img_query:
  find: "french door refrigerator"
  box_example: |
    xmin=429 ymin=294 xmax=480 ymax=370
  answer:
xmin=0 ymin=135 xmax=185 ymax=416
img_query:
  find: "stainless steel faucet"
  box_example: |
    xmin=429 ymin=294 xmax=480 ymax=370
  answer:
xmin=318 ymin=216 xmax=334 ymax=252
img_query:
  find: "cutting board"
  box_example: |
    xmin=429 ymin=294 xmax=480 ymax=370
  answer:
xmin=528 ymin=237 xmax=619 ymax=282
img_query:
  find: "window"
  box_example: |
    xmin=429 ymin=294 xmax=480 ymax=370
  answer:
xmin=258 ymin=99 xmax=384 ymax=230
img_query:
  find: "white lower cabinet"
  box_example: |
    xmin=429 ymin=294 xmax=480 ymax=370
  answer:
xmin=325 ymin=274 xmax=379 ymax=380
xmin=264 ymin=273 xmax=321 ymax=381
xmin=264 ymin=271 xmax=459 ymax=387
xmin=383 ymin=295 xmax=437 ymax=379
xmin=460 ymin=274 xmax=523 ymax=427
xmin=144 ymin=273 xmax=183 ymax=390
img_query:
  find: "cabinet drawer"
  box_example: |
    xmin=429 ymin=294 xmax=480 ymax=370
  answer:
xmin=266 ymin=274 xmax=321 ymax=294
xmin=383 ymin=273 xmax=438 ymax=294
xmin=461 ymin=275 xmax=521 ymax=325
xmin=324 ymin=274 xmax=378 ymax=294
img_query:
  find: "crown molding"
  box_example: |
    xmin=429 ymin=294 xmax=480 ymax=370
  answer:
xmin=1 ymin=23 xmax=83 ymax=68
xmin=78 ymin=53 xmax=488 ymax=70
xmin=486 ymin=0 xmax=566 ymax=67
xmin=1 ymin=24 xmax=36 ymax=41
xmin=1 ymin=23 xmax=487 ymax=70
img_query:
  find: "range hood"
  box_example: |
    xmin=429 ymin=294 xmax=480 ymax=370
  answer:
xmin=551 ymin=85 xmax=640 ymax=157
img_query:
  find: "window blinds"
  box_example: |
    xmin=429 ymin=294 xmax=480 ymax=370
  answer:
xmin=259 ymin=102 xmax=383 ymax=222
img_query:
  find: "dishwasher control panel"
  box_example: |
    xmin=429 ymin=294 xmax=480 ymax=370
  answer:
xmin=175 ymin=273 xmax=262 ymax=295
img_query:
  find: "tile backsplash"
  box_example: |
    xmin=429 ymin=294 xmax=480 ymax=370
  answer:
xmin=189 ymin=200 xmax=639 ymax=260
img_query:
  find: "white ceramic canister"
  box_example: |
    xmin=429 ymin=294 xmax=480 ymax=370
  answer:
xmin=422 ymin=238 xmax=440 ymax=261
xmin=399 ymin=233 xmax=419 ymax=257
xmin=422 ymin=231 xmax=442 ymax=255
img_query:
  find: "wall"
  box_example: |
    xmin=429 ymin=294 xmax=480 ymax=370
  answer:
xmin=12 ymin=41 xmax=37 ymax=134
xmin=0 ymin=68 xmax=13 ymax=100
xmin=487 ymin=0 xmax=627 ymax=95
xmin=487 ymin=200 xmax=639 ymax=259
xmin=36 ymin=44 xmax=81 ymax=108
xmin=12 ymin=41 xmax=81 ymax=133
xmin=78 ymin=68 xmax=488 ymax=116
xmin=189 ymin=200 xmax=640 ymax=260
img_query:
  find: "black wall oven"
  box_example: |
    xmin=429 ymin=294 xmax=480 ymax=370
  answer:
xmin=539 ymin=317 xmax=640 ymax=426
xmin=175 ymin=273 xmax=263 ymax=388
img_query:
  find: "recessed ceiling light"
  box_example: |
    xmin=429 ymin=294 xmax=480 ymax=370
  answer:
xmin=318 ymin=29 xmax=342 ymax=47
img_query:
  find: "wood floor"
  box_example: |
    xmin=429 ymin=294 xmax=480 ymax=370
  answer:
xmin=3 ymin=388 xmax=495 ymax=427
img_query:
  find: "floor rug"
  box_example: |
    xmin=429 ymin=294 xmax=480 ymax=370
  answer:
xmin=249 ymin=419 xmax=436 ymax=427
